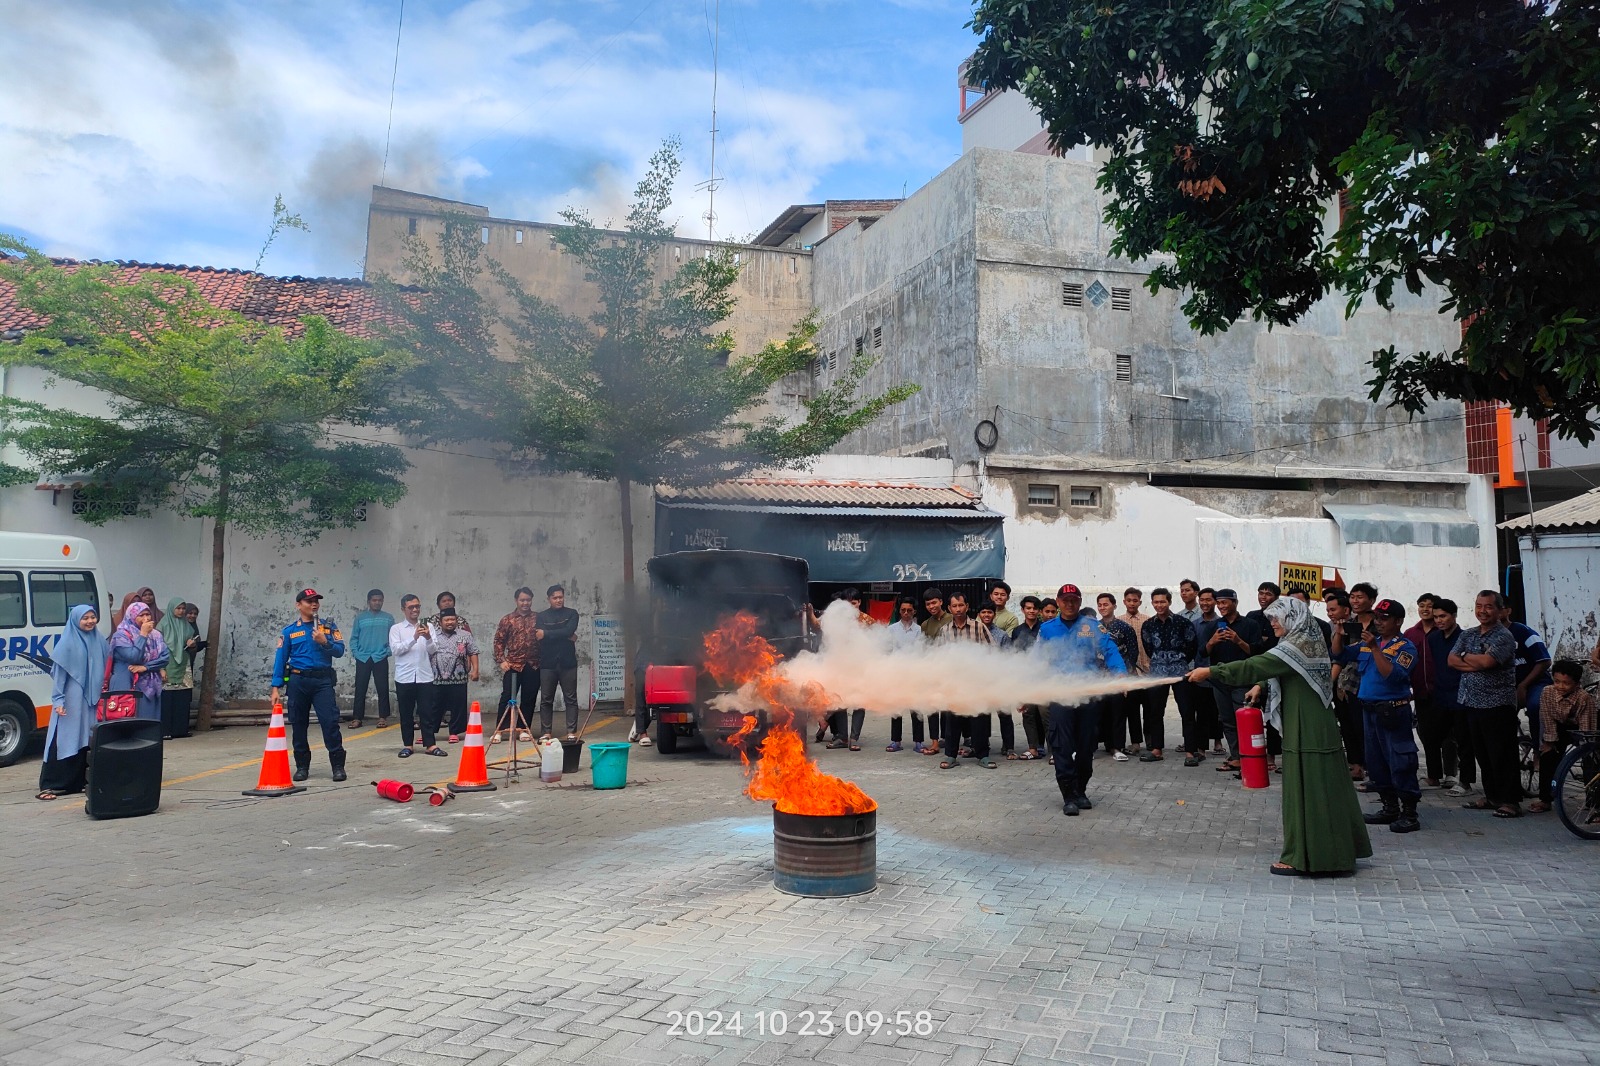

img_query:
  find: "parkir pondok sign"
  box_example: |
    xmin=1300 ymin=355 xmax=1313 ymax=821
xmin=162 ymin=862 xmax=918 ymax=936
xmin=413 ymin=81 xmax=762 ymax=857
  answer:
xmin=1278 ymin=561 xmax=1341 ymax=598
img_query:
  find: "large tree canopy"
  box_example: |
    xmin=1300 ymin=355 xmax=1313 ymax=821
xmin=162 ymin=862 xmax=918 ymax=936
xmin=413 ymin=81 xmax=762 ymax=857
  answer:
xmin=969 ymin=0 xmax=1600 ymax=440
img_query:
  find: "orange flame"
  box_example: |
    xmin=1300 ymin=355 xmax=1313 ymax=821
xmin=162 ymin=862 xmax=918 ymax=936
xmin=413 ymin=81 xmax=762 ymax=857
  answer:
xmin=705 ymin=613 xmax=876 ymax=817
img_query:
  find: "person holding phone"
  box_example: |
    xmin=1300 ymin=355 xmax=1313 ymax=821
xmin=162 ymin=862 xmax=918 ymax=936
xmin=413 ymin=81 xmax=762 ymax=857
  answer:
xmin=269 ymin=588 xmax=346 ymax=782
xmin=389 ymin=594 xmax=441 ymax=758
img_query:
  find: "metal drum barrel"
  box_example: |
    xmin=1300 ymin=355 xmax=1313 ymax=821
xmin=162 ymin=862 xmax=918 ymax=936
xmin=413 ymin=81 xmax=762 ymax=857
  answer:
xmin=771 ymin=805 xmax=877 ymax=897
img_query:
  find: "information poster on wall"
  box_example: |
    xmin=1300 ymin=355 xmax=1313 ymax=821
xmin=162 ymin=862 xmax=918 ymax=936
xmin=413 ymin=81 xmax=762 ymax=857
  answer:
xmin=591 ymin=614 xmax=625 ymax=702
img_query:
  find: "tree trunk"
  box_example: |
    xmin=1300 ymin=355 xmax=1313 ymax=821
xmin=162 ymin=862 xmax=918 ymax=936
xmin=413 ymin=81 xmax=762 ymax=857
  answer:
xmin=618 ymin=475 xmax=636 ymax=714
xmin=194 ymin=468 xmax=229 ymax=731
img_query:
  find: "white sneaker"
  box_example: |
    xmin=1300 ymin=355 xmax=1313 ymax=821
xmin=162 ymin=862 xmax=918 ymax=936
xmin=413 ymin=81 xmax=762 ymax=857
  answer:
xmin=628 ymin=725 xmax=640 ymax=742
xmin=1113 ymin=750 xmax=1130 ymax=762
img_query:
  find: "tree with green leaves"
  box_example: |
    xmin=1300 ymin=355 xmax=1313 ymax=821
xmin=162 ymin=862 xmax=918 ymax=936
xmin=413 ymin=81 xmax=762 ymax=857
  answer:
xmin=380 ymin=139 xmax=918 ymax=710
xmin=0 ymin=237 xmax=410 ymax=728
xmin=969 ymin=0 xmax=1600 ymax=440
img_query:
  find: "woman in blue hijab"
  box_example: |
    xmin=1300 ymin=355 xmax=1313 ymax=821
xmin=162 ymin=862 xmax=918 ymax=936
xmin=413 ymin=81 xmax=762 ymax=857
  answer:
xmin=38 ymin=604 xmax=108 ymax=800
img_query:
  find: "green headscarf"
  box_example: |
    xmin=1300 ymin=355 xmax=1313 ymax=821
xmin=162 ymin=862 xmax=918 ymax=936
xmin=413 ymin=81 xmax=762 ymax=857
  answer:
xmin=157 ymin=596 xmax=197 ymax=683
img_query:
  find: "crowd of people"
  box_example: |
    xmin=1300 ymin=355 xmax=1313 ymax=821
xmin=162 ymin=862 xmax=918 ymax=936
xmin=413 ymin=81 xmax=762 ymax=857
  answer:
xmin=35 ymin=587 xmax=207 ymax=800
xmin=803 ymin=577 xmax=1598 ymax=875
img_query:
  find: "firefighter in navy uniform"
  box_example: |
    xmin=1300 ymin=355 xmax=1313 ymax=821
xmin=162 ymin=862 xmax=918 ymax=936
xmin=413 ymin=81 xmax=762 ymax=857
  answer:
xmin=270 ymin=588 xmax=348 ymax=782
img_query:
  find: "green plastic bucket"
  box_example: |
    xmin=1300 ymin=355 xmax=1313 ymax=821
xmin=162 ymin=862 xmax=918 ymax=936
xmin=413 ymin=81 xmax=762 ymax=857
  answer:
xmin=588 ymin=742 xmax=631 ymax=790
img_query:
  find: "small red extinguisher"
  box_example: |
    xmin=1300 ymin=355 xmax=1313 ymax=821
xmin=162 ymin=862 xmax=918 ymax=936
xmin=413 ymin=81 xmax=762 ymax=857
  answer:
xmin=1235 ymin=706 xmax=1270 ymax=789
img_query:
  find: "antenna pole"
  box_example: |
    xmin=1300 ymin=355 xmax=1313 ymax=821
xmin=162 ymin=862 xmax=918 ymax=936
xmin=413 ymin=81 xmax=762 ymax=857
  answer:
xmin=705 ymin=0 xmax=721 ymax=241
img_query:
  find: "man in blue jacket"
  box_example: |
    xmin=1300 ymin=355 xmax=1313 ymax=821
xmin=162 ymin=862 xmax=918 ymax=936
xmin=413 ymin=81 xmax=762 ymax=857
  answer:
xmin=1039 ymin=583 xmax=1127 ymax=816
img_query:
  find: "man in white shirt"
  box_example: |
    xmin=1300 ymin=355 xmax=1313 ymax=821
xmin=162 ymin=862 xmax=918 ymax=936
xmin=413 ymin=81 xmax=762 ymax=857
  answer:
xmin=886 ymin=598 xmax=926 ymax=752
xmin=389 ymin=594 xmax=442 ymax=758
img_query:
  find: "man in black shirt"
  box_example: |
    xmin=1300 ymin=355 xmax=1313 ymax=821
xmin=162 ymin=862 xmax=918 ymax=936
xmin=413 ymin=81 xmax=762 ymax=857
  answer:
xmin=1200 ymin=588 xmax=1265 ymax=772
xmin=536 ymin=584 xmax=581 ymax=740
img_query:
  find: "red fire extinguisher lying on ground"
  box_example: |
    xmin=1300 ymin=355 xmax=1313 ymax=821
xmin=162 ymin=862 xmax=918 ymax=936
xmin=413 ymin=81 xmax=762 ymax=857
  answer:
xmin=1235 ymin=705 xmax=1270 ymax=789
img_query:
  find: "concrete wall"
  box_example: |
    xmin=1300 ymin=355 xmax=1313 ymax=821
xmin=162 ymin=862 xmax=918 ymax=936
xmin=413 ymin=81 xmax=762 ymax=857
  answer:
xmin=811 ymin=156 xmax=980 ymax=458
xmin=959 ymin=90 xmax=1046 ymax=153
xmin=0 ymin=365 xmax=651 ymax=703
xmin=1517 ymin=532 xmax=1600 ymax=661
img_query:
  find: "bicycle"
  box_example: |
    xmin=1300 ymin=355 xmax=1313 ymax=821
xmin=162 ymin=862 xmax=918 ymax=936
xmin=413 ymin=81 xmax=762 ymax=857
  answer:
xmin=1552 ymin=730 xmax=1600 ymax=840
xmin=1518 ymin=729 xmax=1541 ymax=798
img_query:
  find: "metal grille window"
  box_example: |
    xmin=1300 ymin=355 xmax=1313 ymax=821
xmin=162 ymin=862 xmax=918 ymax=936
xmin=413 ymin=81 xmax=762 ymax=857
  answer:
xmin=872 ymin=325 xmax=883 ymax=349
xmin=1026 ymin=484 xmax=1059 ymax=507
xmin=1062 ymin=282 xmax=1084 ymax=307
xmin=1111 ymin=286 xmax=1131 ymax=311
xmin=71 ymin=488 xmax=136 ymax=518
xmin=1069 ymin=486 xmax=1101 ymax=507
xmin=1115 ymin=353 xmax=1133 ymax=381
xmin=854 ymin=336 xmax=865 ymax=356
xmin=827 ymin=351 xmax=839 ymax=372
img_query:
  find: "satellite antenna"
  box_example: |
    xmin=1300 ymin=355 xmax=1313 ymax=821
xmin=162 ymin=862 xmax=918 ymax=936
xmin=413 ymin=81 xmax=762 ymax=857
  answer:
xmin=694 ymin=0 xmax=723 ymax=242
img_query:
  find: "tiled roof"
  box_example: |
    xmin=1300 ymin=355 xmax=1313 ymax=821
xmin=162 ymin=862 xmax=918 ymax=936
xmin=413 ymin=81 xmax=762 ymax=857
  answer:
xmin=658 ymin=479 xmax=982 ymax=508
xmin=1498 ymin=487 xmax=1600 ymax=532
xmin=0 ymin=257 xmax=410 ymax=340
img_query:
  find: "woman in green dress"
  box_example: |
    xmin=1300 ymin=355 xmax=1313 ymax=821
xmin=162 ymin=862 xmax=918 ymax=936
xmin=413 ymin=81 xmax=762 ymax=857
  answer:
xmin=1187 ymin=596 xmax=1372 ymax=877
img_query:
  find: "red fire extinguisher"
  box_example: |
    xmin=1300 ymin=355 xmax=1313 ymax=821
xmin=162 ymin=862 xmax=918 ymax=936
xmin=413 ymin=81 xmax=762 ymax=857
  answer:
xmin=372 ymin=779 xmax=415 ymax=803
xmin=1234 ymin=706 xmax=1270 ymax=789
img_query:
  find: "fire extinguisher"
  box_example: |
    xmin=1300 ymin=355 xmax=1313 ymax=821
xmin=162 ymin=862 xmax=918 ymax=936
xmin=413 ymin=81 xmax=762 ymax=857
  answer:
xmin=1234 ymin=705 xmax=1270 ymax=789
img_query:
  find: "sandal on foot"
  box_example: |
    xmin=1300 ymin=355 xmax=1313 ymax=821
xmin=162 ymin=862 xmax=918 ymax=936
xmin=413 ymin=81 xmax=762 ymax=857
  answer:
xmin=489 ymin=732 xmax=505 ymax=745
xmin=1005 ymin=750 xmax=1020 ymax=761
xmin=1493 ymin=805 xmax=1522 ymax=818
xmin=1017 ymin=750 xmax=1038 ymax=760
xmin=35 ymin=790 xmax=58 ymax=801
xmin=977 ymin=758 xmax=997 ymax=769
xmin=848 ymin=742 xmax=861 ymax=751
xmin=447 ymin=734 xmax=461 ymax=744
xmin=885 ymin=742 xmax=903 ymax=752
xmin=939 ymin=759 xmax=959 ymax=769
xmin=398 ymin=748 xmax=413 ymax=757
xmin=425 ymin=746 xmax=449 ymax=757
xmin=1269 ymin=863 xmax=1303 ymax=877
xmin=1461 ymin=799 xmax=1494 ymax=810
xmin=518 ymin=731 xmax=535 ymax=742
xmin=825 ymin=737 xmax=848 ymax=749
xmin=1528 ymin=800 xmax=1552 ymax=813
xmin=1216 ymin=761 xmax=1239 ymax=772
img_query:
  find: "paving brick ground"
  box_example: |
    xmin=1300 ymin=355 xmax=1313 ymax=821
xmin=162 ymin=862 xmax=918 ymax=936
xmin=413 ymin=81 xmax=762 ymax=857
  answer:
xmin=1 ymin=708 xmax=1596 ymax=1066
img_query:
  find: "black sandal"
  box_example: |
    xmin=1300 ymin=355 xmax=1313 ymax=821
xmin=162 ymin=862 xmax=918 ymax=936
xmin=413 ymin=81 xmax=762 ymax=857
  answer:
xmin=425 ymin=746 xmax=449 ymax=757
xmin=35 ymin=790 xmax=58 ymax=801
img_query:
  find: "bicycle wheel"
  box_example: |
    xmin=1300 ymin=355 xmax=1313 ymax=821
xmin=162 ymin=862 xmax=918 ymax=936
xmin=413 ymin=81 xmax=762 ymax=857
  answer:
xmin=1553 ymin=741 xmax=1600 ymax=840
xmin=1518 ymin=731 xmax=1539 ymax=798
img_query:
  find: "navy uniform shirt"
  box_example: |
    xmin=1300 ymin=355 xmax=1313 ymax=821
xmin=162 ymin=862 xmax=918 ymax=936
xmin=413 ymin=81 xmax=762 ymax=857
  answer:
xmin=270 ymin=616 xmax=346 ymax=686
xmin=1341 ymin=635 xmax=1417 ymax=702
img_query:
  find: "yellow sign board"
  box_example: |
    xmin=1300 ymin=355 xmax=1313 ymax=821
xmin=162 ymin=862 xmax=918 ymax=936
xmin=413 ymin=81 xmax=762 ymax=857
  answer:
xmin=1278 ymin=561 xmax=1326 ymax=599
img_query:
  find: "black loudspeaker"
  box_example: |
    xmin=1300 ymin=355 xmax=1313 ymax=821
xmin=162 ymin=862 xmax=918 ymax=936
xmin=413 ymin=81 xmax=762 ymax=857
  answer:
xmin=160 ymin=688 xmax=193 ymax=739
xmin=86 ymin=719 xmax=164 ymax=819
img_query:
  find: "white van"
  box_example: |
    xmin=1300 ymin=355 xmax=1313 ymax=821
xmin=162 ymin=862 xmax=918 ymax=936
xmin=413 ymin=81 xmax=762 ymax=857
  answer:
xmin=0 ymin=532 xmax=109 ymax=767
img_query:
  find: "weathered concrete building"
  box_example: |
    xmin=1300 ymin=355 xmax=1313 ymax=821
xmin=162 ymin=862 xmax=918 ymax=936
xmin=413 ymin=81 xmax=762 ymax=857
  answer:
xmin=798 ymin=145 xmax=1494 ymax=605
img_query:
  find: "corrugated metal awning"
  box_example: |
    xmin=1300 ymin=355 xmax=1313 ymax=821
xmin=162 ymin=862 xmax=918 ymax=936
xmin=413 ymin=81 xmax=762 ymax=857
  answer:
xmin=659 ymin=479 xmax=982 ymax=508
xmin=1498 ymin=487 xmax=1600 ymax=532
xmin=1324 ymin=503 xmax=1480 ymax=548
xmin=656 ymin=501 xmax=1001 ymax=519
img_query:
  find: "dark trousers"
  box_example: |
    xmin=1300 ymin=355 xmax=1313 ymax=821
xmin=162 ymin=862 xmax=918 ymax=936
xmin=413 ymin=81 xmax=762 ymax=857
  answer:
xmin=1211 ymin=685 xmax=1248 ymax=760
xmin=396 ymin=681 xmax=440 ymax=749
xmin=828 ymin=708 xmax=865 ymax=741
xmin=890 ymin=711 xmax=938 ymax=745
xmin=1456 ymin=705 xmax=1478 ymax=785
xmin=1131 ymin=685 xmax=1166 ymax=752
xmin=1334 ymin=693 xmax=1365 ymax=767
xmin=1048 ymin=700 xmax=1102 ymax=798
xmin=496 ymin=666 xmax=539 ymax=732
xmin=1416 ymin=695 xmax=1458 ymax=781
xmin=539 ymin=666 xmax=580 ymax=734
xmin=39 ymin=742 xmax=88 ymax=795
xmin=353 ymin=658 xmax=391 ymax=722
xmin=1361 ymin=701 xmax=1421 ymax=799
xmin=1172 ymin=681 xmax=1203 ymax=753
xmin=944 ymin=712 xmax=990 ymax=760
xmin=1466 ymin=704 xmax=1520 ymax=807
xmin=286 ymin=673 xmax=343 ymax=767
xmin=1018 ymin=705 xmax=1046 ymax=751
xmin=998 ymin=710 xmax=1016 ymax=752
xmin=1099 ymin=693 xmax=1141 ymax=751
xmin=438 ymin=683 xmax=469 ymax=736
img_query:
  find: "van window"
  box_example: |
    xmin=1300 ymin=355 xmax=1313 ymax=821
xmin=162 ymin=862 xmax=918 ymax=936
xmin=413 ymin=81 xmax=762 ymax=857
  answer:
xmin=0 ymin=572 xmax=23 ymax=629
xmin=29 ymin=571 xmax=98 ymax=628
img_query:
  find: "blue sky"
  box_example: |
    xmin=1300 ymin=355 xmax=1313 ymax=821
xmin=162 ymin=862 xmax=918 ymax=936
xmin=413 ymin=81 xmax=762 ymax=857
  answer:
xmin=0 ymin=0 xmax=980 ymax=278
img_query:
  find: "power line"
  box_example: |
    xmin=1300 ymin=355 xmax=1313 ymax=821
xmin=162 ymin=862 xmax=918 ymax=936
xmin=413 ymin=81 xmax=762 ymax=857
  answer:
xmin=379 ymin=0 xmax=406 ymax=188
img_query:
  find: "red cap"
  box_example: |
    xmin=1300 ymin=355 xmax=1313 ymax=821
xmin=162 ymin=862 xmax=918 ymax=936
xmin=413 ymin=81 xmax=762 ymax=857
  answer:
xmin=1056 ymin=584 xmax=1081 ymax=598
xmin=295 ymin=588 xmax=323 ymax=602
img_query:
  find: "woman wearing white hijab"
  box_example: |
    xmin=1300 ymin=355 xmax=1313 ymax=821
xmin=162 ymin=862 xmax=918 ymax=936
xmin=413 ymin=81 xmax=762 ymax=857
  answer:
xmin=1188 ymin=596 xmax=1372 ymax=877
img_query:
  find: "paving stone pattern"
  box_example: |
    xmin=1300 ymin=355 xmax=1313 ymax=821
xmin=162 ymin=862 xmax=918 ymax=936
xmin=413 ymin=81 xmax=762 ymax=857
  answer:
xmin=0 ymin=716 xmax=1596 ymax=1066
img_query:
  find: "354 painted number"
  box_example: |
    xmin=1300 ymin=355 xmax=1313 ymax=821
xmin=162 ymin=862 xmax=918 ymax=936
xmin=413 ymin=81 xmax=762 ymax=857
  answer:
xmin=892 ymin=563 xmax=932 ymax=581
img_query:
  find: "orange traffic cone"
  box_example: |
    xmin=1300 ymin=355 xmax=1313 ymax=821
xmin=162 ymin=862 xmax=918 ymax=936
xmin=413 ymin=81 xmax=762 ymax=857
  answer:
xmin=242 ymin=703 xmax=307 ymax=797
xmin=447 ymin=701 xmax=498 ymax=794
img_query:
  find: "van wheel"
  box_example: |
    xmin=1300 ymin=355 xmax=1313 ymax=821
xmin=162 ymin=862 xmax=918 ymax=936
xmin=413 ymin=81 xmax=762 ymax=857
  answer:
xmin=0 ymin=698 xmax=33 ymax=768
xmin=654 ymin=720 xmax=679 ymax=754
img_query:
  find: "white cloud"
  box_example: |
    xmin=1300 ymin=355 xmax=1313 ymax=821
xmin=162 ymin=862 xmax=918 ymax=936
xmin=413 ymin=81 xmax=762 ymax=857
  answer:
xmin=0 ymin=0 xmax=961 ymax=275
